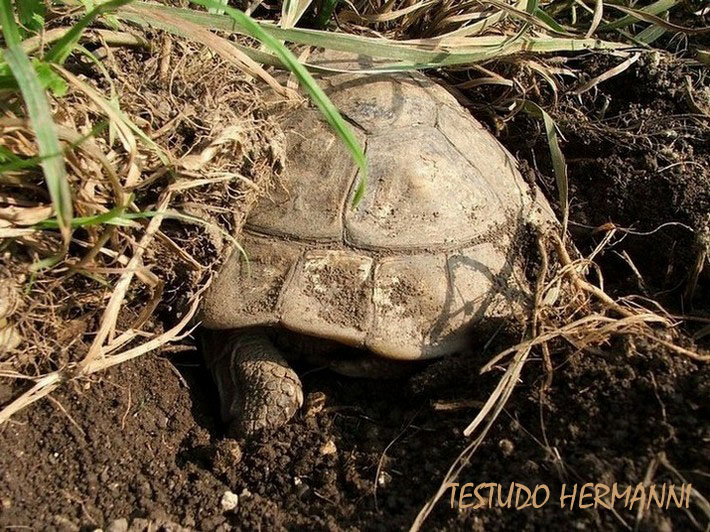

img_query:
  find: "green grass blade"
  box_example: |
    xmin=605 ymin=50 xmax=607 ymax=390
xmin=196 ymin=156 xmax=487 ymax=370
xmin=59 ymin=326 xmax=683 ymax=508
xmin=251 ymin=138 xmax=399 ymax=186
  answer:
xmin=0 ymin=150 xmax=45 ymax=173
xmin=0 ymin=0 xmax=73 ymax=244
xmin=532 ymin=8 xmax=568 ymax=34
xmin=314 ymin=0 xmax=339 ymax=28
xmin=606 ymin=4 xmax=710 ymax=35
xmin=17 ymin=0 xmax=45 ymax=35
xmin=482 ymin=0 xmax=572 ymax=35
xmin=45 ymin=0 xmax=135 ymax=65
xmin=28 ymin=253 xmax=64 ymax=273
xmin=0 ymin=145 xmax=23 ymax=164
xmin=128 ymin=210 xmax=247 ymax=260
xmin=600 ymin=0 xmax=677 ymax=31
xmin=521 ymin=101 xmax=568 ymax=233
xmin=36 ymin=205 xmax=248 ymax=264
xmin=190 ymin=0 xmax=368 ymax=205
xmin=635 ymin=17 xmax=667 ymax=44
xmin=36 ymin=205 xmax=128 ymax=229
xmin=118 ymin=3 xmax=627 ymax=67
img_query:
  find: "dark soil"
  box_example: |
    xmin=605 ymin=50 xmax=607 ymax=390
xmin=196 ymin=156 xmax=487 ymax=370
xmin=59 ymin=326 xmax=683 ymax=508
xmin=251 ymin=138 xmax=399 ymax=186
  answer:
xmin=494 ymin=51 xmax=710 ymax=311
xmin=2 ymin=38 xmax=709 ymax=532
xmin=0 ymin=328 xmax=707 ymax=531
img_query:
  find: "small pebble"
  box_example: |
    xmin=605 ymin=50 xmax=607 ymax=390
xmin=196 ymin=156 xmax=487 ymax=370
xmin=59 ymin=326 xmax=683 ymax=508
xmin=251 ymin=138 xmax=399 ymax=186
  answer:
xmin=499 ymin=439 xmax=514 ymax=456
xmin=220 ymin=490 xmax=239 ymax=512
xmin=295 ymin=482 xmax=310 ymax=499
xmin=212 ymin=439 xmax=242 ymax=469
xmin=106 ymin=519 xmax=129 ymax=532
xmin=137 ymin=481 xmax=152 ymax=498
xmin=225 ymin=440 xmax=242 ymax=463
xmin=377 ymin=471 xmax=392 ymax=488
xmin=320 ymin=440 xmax=337 ymax=455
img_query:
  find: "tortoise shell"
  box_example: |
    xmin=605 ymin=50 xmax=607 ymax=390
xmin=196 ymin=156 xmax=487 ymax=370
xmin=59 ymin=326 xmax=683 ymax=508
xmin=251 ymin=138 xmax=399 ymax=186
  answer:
xmin=201 ymin=61 xmax=556 ymax=360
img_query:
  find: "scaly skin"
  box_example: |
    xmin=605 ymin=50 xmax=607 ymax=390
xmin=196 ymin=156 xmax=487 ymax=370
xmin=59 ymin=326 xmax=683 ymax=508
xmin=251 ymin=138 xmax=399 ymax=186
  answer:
xmin=203 ymin=329 xmax=303 ymax=437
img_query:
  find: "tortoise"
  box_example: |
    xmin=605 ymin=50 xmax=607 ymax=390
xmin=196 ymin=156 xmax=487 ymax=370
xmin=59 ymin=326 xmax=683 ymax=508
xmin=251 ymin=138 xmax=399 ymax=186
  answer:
xmin=199 ymin=55 xmax=556 ymax=437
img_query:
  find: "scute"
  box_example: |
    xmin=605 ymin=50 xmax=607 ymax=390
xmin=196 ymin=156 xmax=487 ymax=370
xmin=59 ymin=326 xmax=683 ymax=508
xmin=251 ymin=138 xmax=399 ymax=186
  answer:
xmin=367 ymin=254 xmax=461 ymax=359
xmin=201 ymin=235 xmax=301 ymax=329
xmin=365 ymin=241 xmax=530 ymax=360
xmin=246 ymin=110 xmax=364 ymax=241
xmin=445 ymin=242 xmax=530 ymax=328
xmin=280 ymin=250 xmax=374 ymax=347
xmin=437 ymin=104 xmax=528 ymax=211
xmin=344 ymin=127 xmax=501 ymax=250
xmin=323 ymin=73 xmax=438 ymax=132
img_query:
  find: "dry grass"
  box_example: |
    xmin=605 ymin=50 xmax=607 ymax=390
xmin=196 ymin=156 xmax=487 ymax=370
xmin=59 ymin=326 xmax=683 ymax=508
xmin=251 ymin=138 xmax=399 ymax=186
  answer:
xmin=0 ymin=33 xmax=285 ymax=422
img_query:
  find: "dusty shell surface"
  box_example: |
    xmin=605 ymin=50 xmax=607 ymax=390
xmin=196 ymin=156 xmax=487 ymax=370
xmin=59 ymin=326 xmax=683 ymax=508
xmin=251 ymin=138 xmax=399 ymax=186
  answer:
xmin=202 ymin=62 xmax=556 ymax=360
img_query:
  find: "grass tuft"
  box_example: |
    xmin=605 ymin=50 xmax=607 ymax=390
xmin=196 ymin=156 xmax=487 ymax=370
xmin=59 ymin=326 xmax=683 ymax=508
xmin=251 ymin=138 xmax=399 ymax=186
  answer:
xmin=1 ymin=0 xmax=73 ymax=245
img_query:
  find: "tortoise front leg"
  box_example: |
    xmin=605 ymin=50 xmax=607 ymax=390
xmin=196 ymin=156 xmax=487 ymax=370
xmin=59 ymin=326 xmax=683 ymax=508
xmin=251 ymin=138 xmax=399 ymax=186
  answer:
xmin=202 ymin=328 xmax=303 ymax=437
